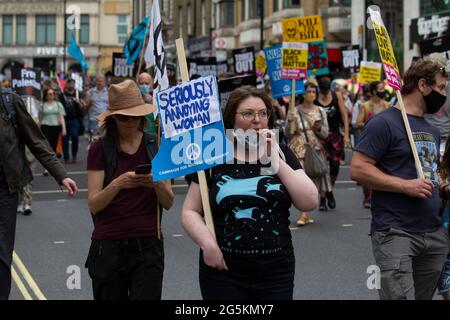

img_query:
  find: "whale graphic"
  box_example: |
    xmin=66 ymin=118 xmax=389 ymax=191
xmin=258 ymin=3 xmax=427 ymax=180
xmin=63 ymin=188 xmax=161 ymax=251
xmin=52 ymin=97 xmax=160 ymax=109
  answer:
xmin=232 ymin=207 xmax=257 ymax=221
xmin=216 ymin=175 xmax=271 ymax=205
xmin=265 ymin=183 xmax=282 ymax=192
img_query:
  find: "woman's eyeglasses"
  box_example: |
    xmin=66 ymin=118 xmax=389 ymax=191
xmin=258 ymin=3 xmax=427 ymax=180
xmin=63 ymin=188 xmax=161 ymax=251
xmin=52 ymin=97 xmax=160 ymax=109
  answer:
xmin=237 ymin=110 xmax=269 ymax=121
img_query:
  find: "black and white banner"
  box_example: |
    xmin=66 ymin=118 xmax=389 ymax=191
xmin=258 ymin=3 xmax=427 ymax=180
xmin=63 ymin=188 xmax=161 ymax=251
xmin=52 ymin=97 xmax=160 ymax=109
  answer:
xmin=11 ymin=67 xmax=41 ymax=100
xmin=340 ymin=45 xmax=361 ymax=72
xmin=112 ymin=52 xmax=136 ymax=78
xmin=232 ymin=47 xmax=255 ymax=75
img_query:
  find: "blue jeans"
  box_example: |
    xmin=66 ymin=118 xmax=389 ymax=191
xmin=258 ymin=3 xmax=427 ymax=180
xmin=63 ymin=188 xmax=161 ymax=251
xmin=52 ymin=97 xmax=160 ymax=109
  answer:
xmin=62 ymin=119 xmax=79 ymax=161
xmin=0 ymin=178 xmax=18 ymax=300
xmin=199 ymin=250 xmax=295 ymax=300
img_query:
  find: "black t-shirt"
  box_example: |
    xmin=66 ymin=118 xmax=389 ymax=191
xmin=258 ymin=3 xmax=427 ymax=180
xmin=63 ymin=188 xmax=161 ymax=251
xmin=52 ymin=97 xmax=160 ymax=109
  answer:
xmin=188 ymin=144 xmax=301 ymax=258
xmin=315 ymin=92 xmax=343 ymax=132
xmin=356 ymin=107 xmax=442 ymax=233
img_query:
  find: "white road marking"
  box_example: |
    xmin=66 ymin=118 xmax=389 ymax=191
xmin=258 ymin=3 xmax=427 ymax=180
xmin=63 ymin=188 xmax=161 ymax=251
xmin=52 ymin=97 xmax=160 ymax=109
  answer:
xmin=342 ymin=224 xmax=354 ymax=227
xmin=53 ymin=241 xmax=65 ymax=244
xmin=173 ymin=234 xmax=184 ymax=238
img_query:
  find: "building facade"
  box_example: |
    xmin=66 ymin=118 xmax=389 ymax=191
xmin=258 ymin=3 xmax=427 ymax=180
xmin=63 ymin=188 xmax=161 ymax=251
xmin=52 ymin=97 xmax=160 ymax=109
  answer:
xmin=0 ymin=0 xmax=133 ymax=77
xmin=352 ymin=0 xmax=450 ymax=72
xmin=171 ymin=0 xmax=351 ymax=72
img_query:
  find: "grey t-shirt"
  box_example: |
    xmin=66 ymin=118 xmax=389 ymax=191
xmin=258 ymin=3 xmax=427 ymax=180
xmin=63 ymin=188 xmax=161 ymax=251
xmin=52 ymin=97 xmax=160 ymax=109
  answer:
xmin=88 ymin=87 xmax=109 ymax=121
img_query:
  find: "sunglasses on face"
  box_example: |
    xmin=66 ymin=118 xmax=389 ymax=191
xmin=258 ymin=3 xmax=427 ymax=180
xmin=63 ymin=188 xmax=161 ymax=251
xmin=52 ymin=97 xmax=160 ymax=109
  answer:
xmin=114 ymin=114 xmax=140 ymax=122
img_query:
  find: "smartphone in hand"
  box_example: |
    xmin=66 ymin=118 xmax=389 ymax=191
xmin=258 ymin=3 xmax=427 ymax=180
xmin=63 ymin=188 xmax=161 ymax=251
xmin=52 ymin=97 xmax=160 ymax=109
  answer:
xmin=135 ymin=164 xmax=152 ymax=175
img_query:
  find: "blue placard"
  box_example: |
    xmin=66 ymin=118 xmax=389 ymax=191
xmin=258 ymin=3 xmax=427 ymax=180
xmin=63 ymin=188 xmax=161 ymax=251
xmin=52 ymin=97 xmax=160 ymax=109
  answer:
xmin=152 ymin=76 xmax=234 ymax=181
xmin=264 ymin=44 xmax=305 ymax=99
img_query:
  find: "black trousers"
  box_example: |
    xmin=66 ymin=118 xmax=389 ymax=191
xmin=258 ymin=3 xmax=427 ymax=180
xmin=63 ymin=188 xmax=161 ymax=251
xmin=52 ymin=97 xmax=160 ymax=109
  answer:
xmin=199 ymin=250 xmax=295 ymax=300
xmin=85 ymin=237 xmax=164 ymax=300
xmin=40 ymin=125 xmax=61 ymax=153
xmin=0 ymin=183 xmax=18 ymax=300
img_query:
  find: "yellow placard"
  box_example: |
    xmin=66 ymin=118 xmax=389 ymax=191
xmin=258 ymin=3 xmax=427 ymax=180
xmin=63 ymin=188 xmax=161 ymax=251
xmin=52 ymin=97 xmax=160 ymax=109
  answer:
xmin=282 ymin=48 xmax=308 ymax=69
xmin=358 ymin=61 xmax=382 ymax=84
xmin=282 ymin=16 xmax=323 ymax=43
xmin=372 ymin=22 xmax=399 ymax=73
xmin=368 ymin=8 xmax=402 ymax=90
xmin=255 ymin=52 xmax=267 ymax=77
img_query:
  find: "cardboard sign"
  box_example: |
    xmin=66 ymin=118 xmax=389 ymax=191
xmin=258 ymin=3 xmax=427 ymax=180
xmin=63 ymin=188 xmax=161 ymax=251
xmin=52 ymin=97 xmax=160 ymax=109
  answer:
xmin=264 ymin=44 xmax=305 ymax=99
xmin=152 ymin=76 xmax=233 ymax=182
xmin=71 ymin=73 xmax=83 ymax=92
xmin=358 ymin=61 xmax=382 ymax=84
xmin=369 ymin=8 xmax=402 ymax=90
xmin=307 ymin=41 xmax=329 ymax=76
xmin=218 ymin=74 xmax=257 ymax=110
xmin=156 ymin=76 xmax=222 ymax=138
xmin=282 ymin=16 xmax=324 ymax=43
xmin=341 ymin=45 xmax=361 ymax=71
xmin=281 ymin=42 xmax=308 ymax=79
xmin=112 ymin=52 xmax=136 ymax=78
xmin=233 ymin=47 xmax=255 ymax=75
xmin=255 ymin=51 xmax=267 ymax=78
xmin=11 ymin=67 xmax=42 ymax=100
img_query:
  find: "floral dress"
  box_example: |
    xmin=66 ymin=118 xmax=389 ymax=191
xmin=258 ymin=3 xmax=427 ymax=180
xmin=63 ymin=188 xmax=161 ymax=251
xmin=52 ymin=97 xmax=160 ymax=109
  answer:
xmin=286 ymin=106 xmax=332 ymax=193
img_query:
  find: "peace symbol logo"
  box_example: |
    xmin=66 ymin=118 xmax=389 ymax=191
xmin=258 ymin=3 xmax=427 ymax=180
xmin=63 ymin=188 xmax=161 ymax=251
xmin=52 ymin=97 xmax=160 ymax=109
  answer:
xmin=186 ymin=143 xmax=201 ymax=161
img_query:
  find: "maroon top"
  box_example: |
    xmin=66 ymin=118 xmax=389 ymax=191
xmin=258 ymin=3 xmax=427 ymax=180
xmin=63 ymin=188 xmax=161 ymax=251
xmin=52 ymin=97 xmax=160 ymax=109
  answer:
xmin=87 ymin=138 xmax=157 ymax=239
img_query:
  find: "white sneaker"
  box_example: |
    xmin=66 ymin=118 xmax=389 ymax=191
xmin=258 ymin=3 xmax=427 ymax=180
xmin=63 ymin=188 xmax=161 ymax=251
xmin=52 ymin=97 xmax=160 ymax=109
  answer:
xmin=17 ymin=204 xmax=24 ymax=214
xmin=23 ymin=204 xmax=32 ymax=215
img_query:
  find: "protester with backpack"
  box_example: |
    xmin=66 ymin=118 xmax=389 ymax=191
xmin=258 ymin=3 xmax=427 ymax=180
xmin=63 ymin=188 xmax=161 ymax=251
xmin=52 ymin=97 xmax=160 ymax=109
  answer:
xmin=0 ymin=88 xmax=78 ymax=300
xmin=86 ymin=80 xmax=174 ymax=300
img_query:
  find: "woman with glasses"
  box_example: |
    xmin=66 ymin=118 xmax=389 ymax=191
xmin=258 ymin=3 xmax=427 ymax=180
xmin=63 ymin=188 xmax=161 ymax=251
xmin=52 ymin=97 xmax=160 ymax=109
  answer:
xmin=286 ymin=81 xmax=332 ymax=224
xmin=39 ymin=88 xmax=67 ymax=175
xmin=182 ymin=85 xmax=318 ymax=300
xmin=86 ymin=80 xmax=174 ymax=300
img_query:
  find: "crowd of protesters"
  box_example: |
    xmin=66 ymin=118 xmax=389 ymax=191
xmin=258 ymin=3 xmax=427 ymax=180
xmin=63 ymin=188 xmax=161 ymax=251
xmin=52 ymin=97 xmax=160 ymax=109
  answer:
xmin=0 ymin=50 xmax=449 ymax=301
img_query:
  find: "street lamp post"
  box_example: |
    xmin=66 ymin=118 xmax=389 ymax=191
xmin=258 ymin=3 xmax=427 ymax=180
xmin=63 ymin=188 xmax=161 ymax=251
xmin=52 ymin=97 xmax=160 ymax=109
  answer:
xmin=260 ymin=0 xmax=264 ymax=50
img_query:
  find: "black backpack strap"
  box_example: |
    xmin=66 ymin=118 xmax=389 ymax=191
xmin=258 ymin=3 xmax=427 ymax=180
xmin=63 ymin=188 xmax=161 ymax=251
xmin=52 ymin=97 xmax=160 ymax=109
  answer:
xmin=101 ymin=136 xmax=117 ymax=188
xmin=143 ymin=132 xmax=158 ymax=161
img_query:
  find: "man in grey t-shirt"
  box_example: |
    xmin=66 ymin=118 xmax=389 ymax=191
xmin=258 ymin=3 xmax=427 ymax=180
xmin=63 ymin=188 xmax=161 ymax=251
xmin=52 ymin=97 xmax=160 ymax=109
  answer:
xmin=84 ymin=74 xmax=109 ymax=141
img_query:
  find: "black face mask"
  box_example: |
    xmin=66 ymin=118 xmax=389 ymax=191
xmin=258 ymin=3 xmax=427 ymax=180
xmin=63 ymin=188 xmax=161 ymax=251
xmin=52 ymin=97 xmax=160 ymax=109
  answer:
xmin=318 ymin=80 xmax=331 ymax=94
xmin=375 ymin=91 xmax=385 ymax=99
xmin=423 ymin=89 xmax=447 ymax=114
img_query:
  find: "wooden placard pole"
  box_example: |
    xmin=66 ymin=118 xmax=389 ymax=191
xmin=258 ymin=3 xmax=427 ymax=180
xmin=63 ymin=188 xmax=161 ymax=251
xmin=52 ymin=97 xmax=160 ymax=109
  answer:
xmin=395 ymin=90 xmax=424 ymax=178
xmin=290 ymin=79 xmax=296 ymax=112
xmin=156 ymin=84 xmax=161 ymax=240
xmin=175 ymin=38 xmax=217 ymax=241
